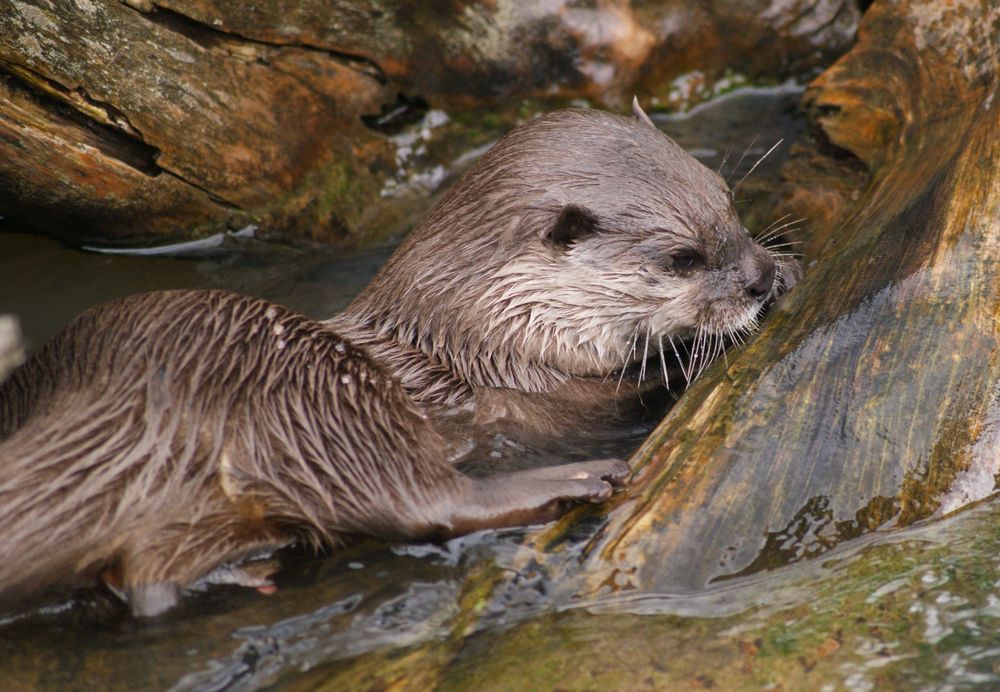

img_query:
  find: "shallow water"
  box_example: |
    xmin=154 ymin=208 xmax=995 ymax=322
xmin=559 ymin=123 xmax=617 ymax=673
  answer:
xmin=5 ymin=86 xmax=989 ymax=689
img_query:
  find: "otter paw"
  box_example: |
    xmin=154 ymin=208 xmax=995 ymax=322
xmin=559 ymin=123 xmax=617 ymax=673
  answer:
xmin=127 ymin=581 xmax=182 ymax=618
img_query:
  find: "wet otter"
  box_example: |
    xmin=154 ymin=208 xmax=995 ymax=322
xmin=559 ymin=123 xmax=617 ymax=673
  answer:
xmin=0 ymin=105 xmax=796 ymax=617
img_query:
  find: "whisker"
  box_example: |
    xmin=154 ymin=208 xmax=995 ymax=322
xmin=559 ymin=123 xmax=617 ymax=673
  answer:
xmin=755 ymin=213 xmax=793 ymax=238
xmin=727 ymin=135 xmax=759 ymax=188
xmin=703 ymin=331 xmax=715 ymax=379
xmin=766 ymin=216 xmax=805 ymax=230
xmin=756 ymin=217 xmax=805 ymax=244
xmin=717 ymin=144 xmax=734 ymax=177
xmin=692 ymin=328 xmax=707 ymax=380
xmin=763 ymin=238 xmax=804 ymax=248
xmin=638 ymin=325 xmax=651 ymax=385
xmin=615 ymin=324 xmax=640 ymax=393
xmin=668 ymin=335 xmax=689 ymax=385
xmin=657 ymin=334 xmax=669 ymax=389
xmin=733 ymin=139 xmax=784 ymax=195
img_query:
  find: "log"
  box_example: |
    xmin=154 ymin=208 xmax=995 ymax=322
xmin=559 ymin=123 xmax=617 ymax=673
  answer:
xmin=0 ymin=0 xmax=858 ymax=245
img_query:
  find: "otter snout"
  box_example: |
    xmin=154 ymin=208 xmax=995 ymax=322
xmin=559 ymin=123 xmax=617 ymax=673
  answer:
xmin=745 ymin=253 xmax=776 ymax=302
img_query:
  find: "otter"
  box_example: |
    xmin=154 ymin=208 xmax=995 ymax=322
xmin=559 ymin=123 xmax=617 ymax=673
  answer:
xmin=0 ymin=104 xmax=797 ymax=618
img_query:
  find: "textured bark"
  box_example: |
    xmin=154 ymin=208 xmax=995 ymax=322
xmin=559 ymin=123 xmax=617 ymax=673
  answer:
xmin=0 ymin=0 xmax=858 ymax=245
xmin=0 ymin=0 xmax=395 ymax=245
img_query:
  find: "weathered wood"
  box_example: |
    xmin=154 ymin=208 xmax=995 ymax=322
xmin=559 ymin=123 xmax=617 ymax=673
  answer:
xmin=0 ymin=0 xmax=394 ymax=244
xmin=0 ymin=0 xmax=858 ymax=245
xmin=571 ymin=0 xmax=1000 ymax=593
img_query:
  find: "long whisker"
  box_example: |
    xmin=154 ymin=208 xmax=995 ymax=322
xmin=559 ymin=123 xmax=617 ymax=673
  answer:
xmin=668 ymin=335 xmax=689 ymax=385
xmin=756 ymin=217 xmax=805 ymax=244
xmin=733 ymin=139 xmax=784 ymax=195
xmin=691 ymin=328 xmax=706 ymax=380
xmin=717 ymin=144 xmax=734 ymax=177
xmin=702 ymin=332 xmax=717 ymax=380
xmin=638 ymin=325 xmax=651 ymax=385
xmin=727 ymin=135 xmax=759 ymax=188
xmin=695 ymin=331 xmax=716 ymax=380
xmin=615 ymin=324 xmax=640 ymax=393
xmin=756 ymin=213 xmax=793 ymax=238
xmin=762 ymin=241 xmax=804 ymax=252
xmin=657 ymin=334 xmax=669 ymax=389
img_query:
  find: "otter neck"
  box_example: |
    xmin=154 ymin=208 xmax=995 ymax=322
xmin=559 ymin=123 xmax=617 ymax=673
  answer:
xmin=324 ymin=312 xmax=473 ymax=408
xmin=325 ymin=305 xmax=573 ymax=409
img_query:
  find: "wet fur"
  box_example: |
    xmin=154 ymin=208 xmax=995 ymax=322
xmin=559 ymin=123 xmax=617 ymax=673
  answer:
xmin=0 ymin=292 xmax=467 ymax=613
xmin=335 ymin=109 xmax=798 ymax=408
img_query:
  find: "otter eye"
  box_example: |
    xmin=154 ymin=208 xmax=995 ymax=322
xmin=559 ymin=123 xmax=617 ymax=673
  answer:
xmin=671 ymin=250 xmax=704 ymax=270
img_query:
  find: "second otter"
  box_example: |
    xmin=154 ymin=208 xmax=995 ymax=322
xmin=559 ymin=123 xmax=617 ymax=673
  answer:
xmin=0 ymin=106 xmax=797 ymax=617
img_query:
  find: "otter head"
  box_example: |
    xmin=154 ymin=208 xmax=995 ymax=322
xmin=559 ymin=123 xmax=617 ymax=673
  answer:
xmin=349 ymin=106 xmax=797 ymax=395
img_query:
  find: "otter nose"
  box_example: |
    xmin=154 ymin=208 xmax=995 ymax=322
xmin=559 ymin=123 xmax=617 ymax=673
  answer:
xmin=745 ymin=256 xmax=776 ymax=302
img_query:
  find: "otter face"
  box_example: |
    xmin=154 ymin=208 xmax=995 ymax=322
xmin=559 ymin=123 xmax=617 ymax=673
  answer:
xmin=479 ymin=110 xmax=796 ymax=383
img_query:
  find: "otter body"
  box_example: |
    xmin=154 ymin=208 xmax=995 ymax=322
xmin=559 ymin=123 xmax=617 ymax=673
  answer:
xmin=0 ymin=291 xmax=625 ymax=616
xmin=0 ymin=106 xmax=796 ymax=616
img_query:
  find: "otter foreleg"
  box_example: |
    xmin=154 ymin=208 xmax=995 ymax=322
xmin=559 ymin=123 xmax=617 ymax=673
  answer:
xmin=435 ymin=458 xmax=630 ymax=537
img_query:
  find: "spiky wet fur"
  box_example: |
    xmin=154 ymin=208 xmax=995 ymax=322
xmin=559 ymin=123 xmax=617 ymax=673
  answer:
xmin=0 ymin=291 xmax=464 ymax=614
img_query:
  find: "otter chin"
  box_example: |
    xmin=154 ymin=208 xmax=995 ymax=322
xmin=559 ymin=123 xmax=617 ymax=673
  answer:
xmin=0 ymin=104 xmax=797 ymax=618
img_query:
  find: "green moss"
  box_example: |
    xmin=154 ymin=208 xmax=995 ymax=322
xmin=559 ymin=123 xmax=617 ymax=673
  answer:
xmin=418 ymin=502 xmax=1000 ymax=691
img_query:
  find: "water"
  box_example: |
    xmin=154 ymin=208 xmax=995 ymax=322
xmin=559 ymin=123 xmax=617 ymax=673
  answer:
xmin=5 ymin=85 xmax=984 ymax=689
xmin=0 ymin=230 xmax=396 ymax=350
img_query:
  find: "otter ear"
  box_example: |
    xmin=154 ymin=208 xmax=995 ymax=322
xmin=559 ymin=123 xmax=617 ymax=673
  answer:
xmin=545 ymin=205 xmax=600 ymax=249
xmin=631 ymin=96 xmax=656 ymax=129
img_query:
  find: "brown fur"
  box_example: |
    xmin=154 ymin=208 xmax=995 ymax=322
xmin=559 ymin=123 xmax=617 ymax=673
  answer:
xmin=0 ymin=292 xmax=450 ymax=611
xmin=330 ymin=108 xmax=798 ymax=419
xmin=0 ymin=291 xmax=624 ymax=616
